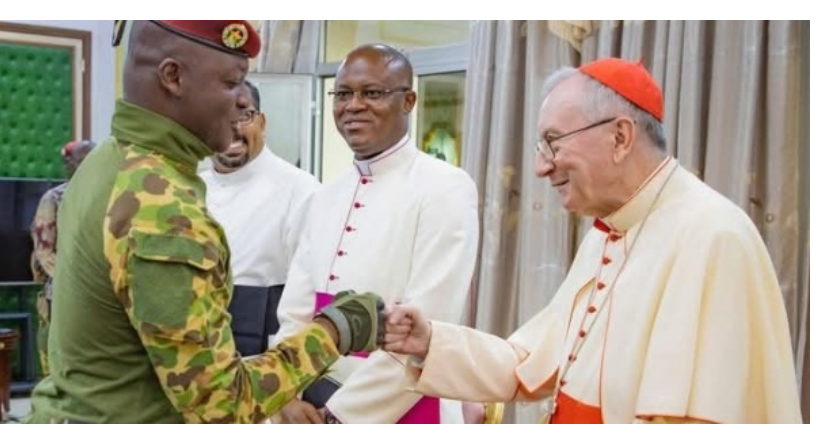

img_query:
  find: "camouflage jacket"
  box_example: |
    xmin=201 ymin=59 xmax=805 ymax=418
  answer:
xmin=30 ymin=182 xmax=68 ymax=298
xmin=28 ymin=100 xmax=339 ymax=424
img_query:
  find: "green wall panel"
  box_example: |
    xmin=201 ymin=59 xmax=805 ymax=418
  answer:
xmin=0 ymin=41 xmax=73 ymax=180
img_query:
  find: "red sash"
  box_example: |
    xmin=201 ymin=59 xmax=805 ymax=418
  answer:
xmin=547 ymin=392 xmax=603 ymax=424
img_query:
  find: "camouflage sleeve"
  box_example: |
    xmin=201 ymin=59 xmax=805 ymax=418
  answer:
xmin=30 ymin=189 xmax=59 ymax=279
xmin=120 ymin=230 xmax=340 ymax=423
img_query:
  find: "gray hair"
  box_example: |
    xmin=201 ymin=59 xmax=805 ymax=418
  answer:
xmin=542 ymin=66 xmax=667 ymax=151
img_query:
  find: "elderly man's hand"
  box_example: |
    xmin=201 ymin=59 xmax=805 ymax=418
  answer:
xmin=382 ymin=304 xmax=432 ymax=359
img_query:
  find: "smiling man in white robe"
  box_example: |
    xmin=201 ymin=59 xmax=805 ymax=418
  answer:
xmin=201 ymin=80 xmax=319 ymax=356
xmin=384 ymin=57 xmax=802 ymax=424
xmin=274 ymin=44 xmax=479 ymax=424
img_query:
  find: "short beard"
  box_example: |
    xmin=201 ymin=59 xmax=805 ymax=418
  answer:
xmin=215 ymin=153 xmax=249 ymax=169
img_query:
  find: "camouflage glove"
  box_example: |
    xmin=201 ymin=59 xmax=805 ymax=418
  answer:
xmin=315 ymin=290 xmax=385 ymax=355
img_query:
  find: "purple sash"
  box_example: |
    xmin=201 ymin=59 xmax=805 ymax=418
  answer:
xmin=315 ymin=291 xmax=441 ymax=423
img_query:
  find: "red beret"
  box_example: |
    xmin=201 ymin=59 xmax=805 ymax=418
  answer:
xmin=152 ymin=20 xmax=261 ymax=59
xmin=62 ymin=141 xmax=77 ymax=157
xmin=579 ymin=58 xmax=663 ymax=122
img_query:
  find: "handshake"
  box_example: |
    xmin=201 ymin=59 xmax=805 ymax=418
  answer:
xmin=312 ymin=291 xmax=429 ymax=358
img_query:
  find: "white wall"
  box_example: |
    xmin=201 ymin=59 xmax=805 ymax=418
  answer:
xmin=1 ymin=20 xmax=116 ymax=143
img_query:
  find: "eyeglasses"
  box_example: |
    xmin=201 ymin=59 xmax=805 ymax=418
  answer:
xmin=235 ymin=109 xmax=259 ymax=127
xmin=536 ymin=117 xmax=617 ymax=162
xmin=111 ymin=20 xmax=127 ymax=47
xmin=327 ymin=87 xmax=410 ymax=104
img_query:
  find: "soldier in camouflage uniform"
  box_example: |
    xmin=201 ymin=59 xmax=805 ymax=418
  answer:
xmin=26 ymin=20 xmax=385 ymax=424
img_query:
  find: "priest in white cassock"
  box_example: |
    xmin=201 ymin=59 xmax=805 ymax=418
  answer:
xmin=201 ymin=80 xmax=320 ymax=357
xmin=274 ymin=44 xmax=479 ymax=424
xmin=384 ymin=58 xmax=803 ymax=424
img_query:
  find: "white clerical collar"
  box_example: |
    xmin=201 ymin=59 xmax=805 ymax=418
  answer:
xmin=600 ymin=156 xmax=677 ymax=233
xmin=352 ymin=135 xmax=415 ymax=177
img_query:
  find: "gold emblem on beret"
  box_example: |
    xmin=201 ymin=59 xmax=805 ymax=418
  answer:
xmin=222 ymin=23 xmax=248 ymax=49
